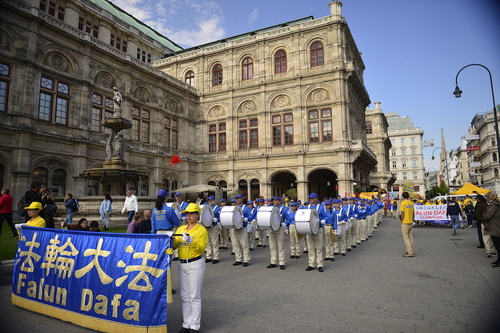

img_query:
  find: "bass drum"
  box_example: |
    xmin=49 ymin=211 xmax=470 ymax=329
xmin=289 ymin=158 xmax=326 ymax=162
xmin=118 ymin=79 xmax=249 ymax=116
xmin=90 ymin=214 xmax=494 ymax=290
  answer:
xmin=219 ymin=205 xmax=244 ymax=229
xmin=295 ymin=209 xmax=320 ymax=235
xmin=199 ymin=204 xmax=215 ymax=228
xmin=256 ymin=206 xmax=281 ymax=232
xmin=166 ymin=202 xmax=181 ymax=221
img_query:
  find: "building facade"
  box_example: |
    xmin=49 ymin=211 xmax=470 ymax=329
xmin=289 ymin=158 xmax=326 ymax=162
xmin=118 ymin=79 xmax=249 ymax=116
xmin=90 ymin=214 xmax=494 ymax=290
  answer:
xmin=386 ymin=112 xmax=426 ymax=197
xmin=0 ymin=0 xmax=379 ymax=203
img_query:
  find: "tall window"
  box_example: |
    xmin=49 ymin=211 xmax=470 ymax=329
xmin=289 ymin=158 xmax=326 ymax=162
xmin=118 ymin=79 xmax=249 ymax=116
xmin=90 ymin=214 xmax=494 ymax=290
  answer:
xmin=91 ymin=93 xmax=114 ymax=132
xmin=33 ymin=167 xmax=48 ymax=186
xmin=274 ymin=49 xmax=287 ymax=74
xmin=132 ymin=107 xmax=150 ymax=143
xmin=272 ymin=113 xmax=293 ymax=146
xmin=411 ymin=147 xmax=416 ymax=155
xmin=39 ymin=76 xmax=69 ymax=125
xmin=366 ymin=121 xmax=373 ymax=134
xmin=110 ymin=34 xmax=127 ymax=52
xmin=209 ymin=122 xmax=226 ymax=152
xmin=137 ymin=48 xmax=152 ymax=63
xmin=310 ymin=41 xmax=324 ymax=67
xmin=401 ymin=148 xmax=406 ymax=155
xmin=412 ymin=159 xmax=417 ymax=167
xmin=242 ymin=57 xmax=253 ymax=80
xmin=212 ymin=64 xmax=223 ymax=86
xmin=164 ymin=116 xmax=179 ymax=150
xmin=391 ymin=149 xmax=396 ymax=156
xmin=402 ymin=160 xmax=407 ymax=168
xmin=238 ymin=118 xmax=258 ymax=149
xmin=40 ymin=0 xmax=65 ymax=20
xmin=0 ymin=62 xmax=11 ymax=112
xmin=392 ymin=161 xmax=397 ymax=168
xmin=185 ymin=71 xmax=195 ymax=86
xmin=413 ymin=172 xmax=418 ymax=180
xmin=308 ymin=108 xmax=332 ymax=143
xmin=52 ymin=169 xmax=66 ymax=196
xmin=402 ymin=172 xmax=408 ymax=180
xmin=78 ymin=17 xmax=99 ymax=38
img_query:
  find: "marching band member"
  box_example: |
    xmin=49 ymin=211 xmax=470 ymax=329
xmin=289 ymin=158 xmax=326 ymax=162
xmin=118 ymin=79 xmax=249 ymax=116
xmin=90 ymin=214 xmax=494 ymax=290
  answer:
xmin=255 ymin=198 xmax=268 ymax=248
xmin=218 ymin=199 xmax=229 ymax=250
xmin=285 ymin=202 xmax=302 ymax=259
xmin=231 ymin=194 xmax=251 ymax=267
xmin=205 ymin=196 xmax=221 ymax=264
xmin=151 ymin=190 xmax=180 ymax=235
xmin=175 ymin=192 xmax=189 ymax=223
xmin=338 ymin=197 xmax=351 ymax=255
xmin=366 ymin=200 xmax=376 ymax=238
xmin=322 ymin=200 xmax=337 ymax=261
xmin=174 ymin=203 xmax=208 ymax=333
xmin=266 ymin=196 xmax=287 ymax=270
xmin=305 ymin=193 xmax=326 ymax=272
xmin=246 ymin=200 xmax=257 ymax=251
xmin=356 ymin=200 xmax=369 ymax=242
xmin=348 ymin=197 xmax=359 ymax=248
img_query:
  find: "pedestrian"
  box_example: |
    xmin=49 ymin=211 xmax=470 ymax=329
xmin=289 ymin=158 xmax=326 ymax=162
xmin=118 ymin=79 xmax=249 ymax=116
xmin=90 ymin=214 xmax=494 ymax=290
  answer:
xmin=482 ymin=191 xmax=500 ymax=266
xmin=399 ymin=191 xmax=415 ymax=258
xmin=464 ymin=201 xmax=475 ymax=228
xmin=99 ymin=193 xmax=112 ymax=230
xmin=121 ymin=190 xmax=138 ymax=224
xmin=474 ymin=194 xmax=487 ymax=250
xmin=446 ymin=196 xmax=462 ymax=236
xmin=41 ymin=189 xmax=57 ymax=228
xmin=0 ymin=187 xmax=18 ymax=239
xmin=63 ymin=193 xmax=78 ymax=226
xmin=173 ymin=203 xmax=208 ymax=333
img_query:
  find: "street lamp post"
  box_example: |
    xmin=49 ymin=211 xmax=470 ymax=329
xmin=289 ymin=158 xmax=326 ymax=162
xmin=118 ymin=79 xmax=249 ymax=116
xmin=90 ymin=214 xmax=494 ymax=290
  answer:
xmin=454 ymin=64 xmax=500 ymax=167
xmin=431 ymin=147 xmax=450 ymax=193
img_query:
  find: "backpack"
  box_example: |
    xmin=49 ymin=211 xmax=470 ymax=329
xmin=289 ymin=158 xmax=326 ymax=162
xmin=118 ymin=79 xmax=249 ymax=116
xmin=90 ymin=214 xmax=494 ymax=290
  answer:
xmin=73 ymin=199 xmax=80 ymax=212
xmin=17 ymin=195 xmax=26 ymax=217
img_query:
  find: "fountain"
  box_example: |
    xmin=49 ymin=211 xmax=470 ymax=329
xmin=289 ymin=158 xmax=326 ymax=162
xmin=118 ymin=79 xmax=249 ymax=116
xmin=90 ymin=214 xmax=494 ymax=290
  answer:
xmin=81 ymin=87 xmax=148 ymax=195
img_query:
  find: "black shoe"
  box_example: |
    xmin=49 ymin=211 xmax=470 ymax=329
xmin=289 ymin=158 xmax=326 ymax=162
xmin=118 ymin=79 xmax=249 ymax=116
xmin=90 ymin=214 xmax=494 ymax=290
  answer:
xmin=178 ymin=327 xmax=190 ymax=333
xmin=295 ymin=256 xmax=300 ymax=259
xmin=191 ymin=330 xmax=199 ymax=333
xmin=262 ymin=245 xmax=267 ymax=248
xmin=318 ymin=267 xmax=324 ymax=272
xmin=230 ymin=252 xmax=235 ymax=255
xmin=257 ymin=244 xmax=262 ymax=247
xmin=212 ymin=260 xmax=219 ymax=264
xmin=347 ymin=248 xmax=352 ymax=252
xmin=249 ymin=248 xmax=254 ymax=251
xmin=173 ymin=257 xmax=179 ymax=261
xmin=324 ymin=258 xmax=330 ymax=261
xmin=243 ymin=262 xmax=249 ymax=267
xmin=233 ymin=261 xmax=242 ymax=266
xmin=487 ymin=253 xmax=492 ymax=258
xmin=303 ymin=250 xmax=308 ymax=253
xmin=334 ymin=252 xmax=339 ymax=255
xmin=491 ymin=261 xmax=499 ymax=265
xmin=305 ymin=266 xmax=314 ymax=271
xmin=330 ymin=258 xmax=335 ymax=261
xmin=493 ymin=264 xmax=500 ymax=268
xmin=477 ymin=245 xmax=485 ymax=248
xmin=172 ymin=289 xmax=176 ymax=294
xmin=267 ymin=264 xmax=277 ymax=268
xmin=290 ymin=255 xmax=295 ymax=259
xmin=223 ymin=247 xmax=228 ymax=249
xmin=280 ymin=265 xmax=285 ymax=270
xmin=352 ymin=245 xmax=356 ymax=248
xmin=219 ymin=246 xmax=224 ymax=249
xmin=103 ymin=227 xmax=108 ymax=231
xmin=342 ymin=253 xmax=346 ymax=256
xmin=205 ymin=259 xmax=213 ymax=263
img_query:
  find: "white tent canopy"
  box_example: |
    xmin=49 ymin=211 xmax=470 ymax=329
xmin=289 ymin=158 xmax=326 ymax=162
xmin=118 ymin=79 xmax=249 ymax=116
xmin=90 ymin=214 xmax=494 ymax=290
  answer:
xmin=173 ymin=184 xmax=227 ymax=193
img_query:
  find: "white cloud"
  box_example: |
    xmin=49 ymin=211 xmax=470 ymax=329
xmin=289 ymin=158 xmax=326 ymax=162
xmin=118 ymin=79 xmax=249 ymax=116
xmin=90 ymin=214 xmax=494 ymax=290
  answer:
xmin=248 ymin=8 xmax=259 ymax=25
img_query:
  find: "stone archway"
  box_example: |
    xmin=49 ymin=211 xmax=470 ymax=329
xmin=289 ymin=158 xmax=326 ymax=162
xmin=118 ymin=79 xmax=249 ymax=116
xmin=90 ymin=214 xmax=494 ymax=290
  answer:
xmin=308 ymin=169 xmax=338 ymax=199
xmin=270 ymin=172 xmax=297 ymax=199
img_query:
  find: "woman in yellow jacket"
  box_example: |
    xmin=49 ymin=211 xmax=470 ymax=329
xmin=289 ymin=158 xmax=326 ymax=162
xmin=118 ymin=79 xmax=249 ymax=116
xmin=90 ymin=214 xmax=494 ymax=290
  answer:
xmin=15 ymin=201 xmax=46 ymax=233
xmin=174 ymin=203 xmax=208 ymax=333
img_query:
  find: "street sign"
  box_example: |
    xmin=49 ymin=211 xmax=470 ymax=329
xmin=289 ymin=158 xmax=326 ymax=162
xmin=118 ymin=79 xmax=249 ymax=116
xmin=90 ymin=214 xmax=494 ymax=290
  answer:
xmin=423 ymin=140 xmax=434 ymax=147
xmin=465 ymin=134 xmax=480 ymax=140
xmin=466 ymin=146 xmax=481 ymax=151
xmin=469 ymin=162 xmax=482 ymax=167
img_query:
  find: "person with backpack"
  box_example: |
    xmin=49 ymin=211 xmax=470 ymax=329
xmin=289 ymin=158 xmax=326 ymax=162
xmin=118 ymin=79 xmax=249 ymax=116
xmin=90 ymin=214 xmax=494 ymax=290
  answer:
xmin=63 ymin=193 xmax=78 ymax=226
xmin=464 ymin=202 xmax=475 ymax=228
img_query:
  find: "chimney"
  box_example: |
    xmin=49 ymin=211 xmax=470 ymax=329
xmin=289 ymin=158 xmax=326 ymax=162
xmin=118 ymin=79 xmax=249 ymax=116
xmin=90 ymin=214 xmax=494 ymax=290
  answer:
xmin=375 ymin=102 xmax=381 ymax=110
xmin=329 ymin=1 xmax=343 ymax=20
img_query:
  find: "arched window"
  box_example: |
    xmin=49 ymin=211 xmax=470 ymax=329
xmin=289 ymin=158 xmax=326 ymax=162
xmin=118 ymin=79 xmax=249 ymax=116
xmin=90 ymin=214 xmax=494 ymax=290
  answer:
xmin=274 ymin=49 xmax=287 ymax=74
xmin=212 ymin=64 xmax=223 ymax=86
xmin=495 ymin=169 xmax=499 ymax=179
xmin=310 ymin=41 xmax=324 ymax=67
xmin=33 ymin=167 xmax=48 ymax=186
xmin=52 ymin=169 xmax=66 ymax=196
xmin=185 ymin=70 xmax=195 ymax=86
xmin=242 ymin=57 xmax=253 ymax=80
xmin=366 ymin=121 xmax=373 ymax=134
xmin=163 ymin=179 xmax=170 ymax=192
xmin=238 ymin=179 xmax=248 ymax=199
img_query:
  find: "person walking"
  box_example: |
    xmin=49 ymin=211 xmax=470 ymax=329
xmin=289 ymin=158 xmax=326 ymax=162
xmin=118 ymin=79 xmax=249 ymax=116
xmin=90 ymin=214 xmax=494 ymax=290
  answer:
xmin=99 ymin=193 xmax=112 ymax=230
xmin=399 ymin=192 xmax=415 ymax=258
xmin=63 ymin=193 xmax=78 ymax=226
xmin=121 ymin=190 xmax=138 ymax=224
xmin=474 ymin=194 xmax=487 ymax=249
xmin=447 ymin=197 xmax=462 ymax=236
xmin=482 ymin=191 xmax=500 ymax=266
xmin=0 ymin=187 xmax=17 ymax=239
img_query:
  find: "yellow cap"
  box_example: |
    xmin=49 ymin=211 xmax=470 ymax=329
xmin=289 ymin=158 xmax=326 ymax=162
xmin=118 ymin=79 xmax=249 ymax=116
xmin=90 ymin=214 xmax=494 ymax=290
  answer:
xmin=24 ymin=202 xmax=43 ymax=210
xmin=181 ymin=203 xmax=201 ymax=214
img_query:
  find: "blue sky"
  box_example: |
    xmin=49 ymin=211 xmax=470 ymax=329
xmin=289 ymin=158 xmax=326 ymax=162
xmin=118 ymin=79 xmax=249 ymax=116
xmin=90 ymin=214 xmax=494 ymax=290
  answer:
xmin=111 ymin=0 xmax=500 ymax=170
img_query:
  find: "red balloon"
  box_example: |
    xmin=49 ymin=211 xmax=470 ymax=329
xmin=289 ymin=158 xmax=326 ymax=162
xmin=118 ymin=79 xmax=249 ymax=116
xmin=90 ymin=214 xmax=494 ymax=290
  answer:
xmin=169 ymin=155 xmax=181 ymax=166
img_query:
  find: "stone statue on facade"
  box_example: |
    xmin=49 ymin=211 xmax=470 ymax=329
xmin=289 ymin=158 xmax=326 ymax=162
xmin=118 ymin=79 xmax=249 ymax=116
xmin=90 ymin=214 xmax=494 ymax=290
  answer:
xmin=112 ymin=86 xmax=123 ymax=118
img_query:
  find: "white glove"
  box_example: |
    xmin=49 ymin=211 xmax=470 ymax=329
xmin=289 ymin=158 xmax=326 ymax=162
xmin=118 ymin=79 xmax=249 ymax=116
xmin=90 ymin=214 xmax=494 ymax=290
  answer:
xmin=320 ymin=219 xmax=326 ymax=225
xmin=182 ymin=233 xmax=193 ymax=244
xmin=281 ymin=222 xmax=286 ymax=228
xmin=15 ymin=223 xmax=26 ymax=231
xmin=243 ymin=217 xmax=249 ymax=222
xmin=213 ymin=218 xmax=218 ymax=223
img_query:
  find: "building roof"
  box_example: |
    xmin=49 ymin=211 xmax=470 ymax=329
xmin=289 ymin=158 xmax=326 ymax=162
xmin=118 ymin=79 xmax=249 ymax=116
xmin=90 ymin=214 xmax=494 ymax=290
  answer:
xmin=89 ymin=0 xmax=183 ymax=52
xmin=165 ymin=16 xmax=314 ymax=56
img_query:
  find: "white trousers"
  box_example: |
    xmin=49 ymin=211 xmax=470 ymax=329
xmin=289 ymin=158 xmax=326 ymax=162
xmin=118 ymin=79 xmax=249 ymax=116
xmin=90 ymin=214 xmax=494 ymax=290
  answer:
xmin=230 ymin=228 xmax=250 ymax=263
xmin=205 ymin=226 xmax=220 ymax=260
xmin=288 ymin=224 xmax=302 ymax=256
xmin=306 ymin=231 xmax=324 ymax=268
xmin=178 ymin=258 xmax=206 ymax=330
xmin=267 ymin=227 xmax=285 ymax=265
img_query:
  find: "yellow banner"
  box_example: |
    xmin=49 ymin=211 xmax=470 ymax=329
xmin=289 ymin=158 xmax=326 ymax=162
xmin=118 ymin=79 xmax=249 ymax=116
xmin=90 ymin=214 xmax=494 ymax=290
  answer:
xmin=402 ymin=183 xmax=415 ymax=196
xmin=359 ymin=192 xmax=379 ymax=199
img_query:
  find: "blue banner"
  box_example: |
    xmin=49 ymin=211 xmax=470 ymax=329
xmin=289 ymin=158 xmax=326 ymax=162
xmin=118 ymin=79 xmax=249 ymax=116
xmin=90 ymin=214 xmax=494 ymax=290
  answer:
xmin=11 ymin=227 xmax=171 ymax=332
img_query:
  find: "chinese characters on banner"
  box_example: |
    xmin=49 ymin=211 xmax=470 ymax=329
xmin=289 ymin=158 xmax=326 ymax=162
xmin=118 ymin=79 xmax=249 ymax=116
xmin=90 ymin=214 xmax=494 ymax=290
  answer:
xmin=11 ymin=227 xmax=171 ymax=333
xmin=414 ymin=204 xmax=448 ymax=221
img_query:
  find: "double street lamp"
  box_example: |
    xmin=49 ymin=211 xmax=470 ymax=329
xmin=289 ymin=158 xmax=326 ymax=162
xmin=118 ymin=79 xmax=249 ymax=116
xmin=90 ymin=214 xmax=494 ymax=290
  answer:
xmin=454 ymin=64 xmax=500 ymax=165
xmin=431 ymin=147 xmax=450 ymax=191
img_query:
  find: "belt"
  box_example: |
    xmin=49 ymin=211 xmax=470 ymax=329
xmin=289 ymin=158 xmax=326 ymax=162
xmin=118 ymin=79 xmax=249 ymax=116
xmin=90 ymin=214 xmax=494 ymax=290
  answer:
xmin=179 ymin=256 xmax=203 ymax=264
xmin=325 ymin=224 xmax=333 ymax=226
xmin=158 ymin=229 xmax=173 ymax=231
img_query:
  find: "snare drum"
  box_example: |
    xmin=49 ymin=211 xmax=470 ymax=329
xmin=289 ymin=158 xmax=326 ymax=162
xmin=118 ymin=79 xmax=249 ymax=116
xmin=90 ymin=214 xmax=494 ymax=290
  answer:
xmin=256 ymin=206 xmax=281 ymax=232
xmin=199 ymin=204 xmax=215 ymax=228
xmin=295 ymin=209 xmax=320 ymax=235
xmin=220 ymin=205 xmax=244 ymax=229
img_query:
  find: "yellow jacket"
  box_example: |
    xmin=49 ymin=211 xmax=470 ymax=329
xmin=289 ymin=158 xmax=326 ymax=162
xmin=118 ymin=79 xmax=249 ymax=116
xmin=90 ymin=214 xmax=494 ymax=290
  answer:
xmin=174 ymin=223 xmax=208 ymax=259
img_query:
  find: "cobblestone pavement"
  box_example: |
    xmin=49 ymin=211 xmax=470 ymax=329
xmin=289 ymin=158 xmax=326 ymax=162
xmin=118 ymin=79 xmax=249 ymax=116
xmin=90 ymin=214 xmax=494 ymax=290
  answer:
xmin=1 ymin=217 xmax=499 ymax=333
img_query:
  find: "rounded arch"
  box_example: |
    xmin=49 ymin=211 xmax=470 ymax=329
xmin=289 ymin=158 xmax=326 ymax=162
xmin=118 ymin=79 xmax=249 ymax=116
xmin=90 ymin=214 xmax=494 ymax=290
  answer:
xmin=205 ymin=102 xmax=227 ymax=119
xmin=269 ymin=170 xmax=297 ymax=199
xmin=90 ymin=67 xmax=121 ymax=90
xmin=28 ymin=155 xmax=75 ymax=177
xmin=130 ymin=83 xmax=156 ymax=104
xmin=304 ymin=36 xmax=327 ymax=50
xmin=234 ymin=97 xmax=259 ymax=115
xmin=269 ymin=45 xmax=291 ymax=59
xmin=306 ymin=167 xmax=338 ymax=199
xmin=40 ymin=48 xmax=80 ymax=76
